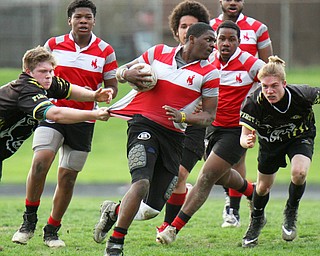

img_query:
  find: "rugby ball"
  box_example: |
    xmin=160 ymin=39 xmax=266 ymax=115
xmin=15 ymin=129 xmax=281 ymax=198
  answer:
xmin=128 ymin=63 xmax=157 ymax=92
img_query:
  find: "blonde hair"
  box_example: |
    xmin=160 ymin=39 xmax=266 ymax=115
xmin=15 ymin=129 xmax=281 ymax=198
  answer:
xmin=22 ymin=45 xmax=56 ymax=72
xmin=257 ymin=55 xmax=286 ymax=82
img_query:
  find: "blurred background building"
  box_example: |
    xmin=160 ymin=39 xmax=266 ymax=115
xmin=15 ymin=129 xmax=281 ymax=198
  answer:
xmin=0 ymin=0 xmax=319 ymax=68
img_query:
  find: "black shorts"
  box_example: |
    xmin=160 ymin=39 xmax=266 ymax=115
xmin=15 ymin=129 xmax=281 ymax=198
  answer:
xmin=181 ymin=125 xmax=206 ymax=172
xmin=205 ymin=125 xmax=246 ymax=165
xmin=258 ymin=136 xmax=314 ymax=175
xmin=126 ymin=115 xmax=184 ymax=211
xmin=39 ymin=121 xmax=94 ymax=152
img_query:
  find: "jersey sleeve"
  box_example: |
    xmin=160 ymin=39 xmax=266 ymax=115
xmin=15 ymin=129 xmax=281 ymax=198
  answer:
xmin=256 ymin=22 xmax=272 ymax=50
xmin=202 ymin=67 xmax=220 ymax=98
xmin=46 ymin=76 xmax=72 ymax=99
xmin=239 ymin=93 xmax=260 ymax=131
xmin=139 ymin=45 xmax=164 ymax=65
xmin=249 ymin=58 xmax=265 ymax=82
xmin=28 ymin=76 xmax=72 ymax=120
xmin=296 ymin=84 xmax=320 ymax=105
xmin=102 ymin=44 xmax=118 ymax=81
xmin=17 ymin=81 xmax=53 ymax=120
xmin=43 ymin=37 xmax=56 ymax=52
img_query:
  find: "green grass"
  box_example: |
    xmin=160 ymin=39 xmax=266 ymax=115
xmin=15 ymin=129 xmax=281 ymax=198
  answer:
xmin=1 ymin=68 xmax=319 ymax=255
xmin=0 ymin=197 xmax=319 ymax=255
xmin=1 ymin=67 xmax=320 ymax=185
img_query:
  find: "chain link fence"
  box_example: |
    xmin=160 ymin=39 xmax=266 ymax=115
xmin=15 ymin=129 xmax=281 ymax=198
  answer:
xmin=1 ymin=0 xmax=320 ymax=68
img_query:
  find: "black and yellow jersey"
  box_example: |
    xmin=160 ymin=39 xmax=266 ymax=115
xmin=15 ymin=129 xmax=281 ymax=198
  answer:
xmin=0 ymin=73 xmax=71 ymax=162
xmin=240 ymin=84 xmax=320 ymax=144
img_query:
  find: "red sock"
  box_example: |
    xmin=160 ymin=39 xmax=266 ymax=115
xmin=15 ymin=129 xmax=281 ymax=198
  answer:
xmin=115 ymin=205 xmax=120 ymax=215
xmin=25 ymin=198 xmax=40 ymax=207
xmin=167 ymin=190 xmax=187 ymax=205
xmin=171 ymin=216 xmax=186 ymax=231
xmin=47 ymin=215 xmax=61 ymax=227
xmin=111 ymin=227 xmax=127 ymax=239
xmin=229 ymin=188 xmax=242 ymax=197
xmin=112 ymin=230 xmax=125 ymax=239
xmin=242 ymin=182 xmax=254 ymax=197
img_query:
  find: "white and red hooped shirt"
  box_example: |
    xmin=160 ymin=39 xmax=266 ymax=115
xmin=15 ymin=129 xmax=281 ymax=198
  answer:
xmin=210 ymin=13 xmax=272 ymax=57
xmin=44 ymin=32 xmax=118 ymax=113
xmin=109 ymin=44 xmax=220 ymax=132
xmin=209 ymin=47 xmax=265 ymax=127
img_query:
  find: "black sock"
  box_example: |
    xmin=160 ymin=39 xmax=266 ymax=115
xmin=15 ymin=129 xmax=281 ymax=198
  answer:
xmin=164 ymin=203 xmax=182 ymax=224
xmin=229 ymin=196 xmax=241 ymax=213
xmin=252 ymin=189 xmax=269 ymax=218
xmin=25 ymin=205 xmax=39 ymax=214
xmin=288 ymin=181 xmax=306 ymax=208
xmin=109 ymin=236 xmax=124 ymax=244
xmin=237 ymin=179 xmax=248 ymax=193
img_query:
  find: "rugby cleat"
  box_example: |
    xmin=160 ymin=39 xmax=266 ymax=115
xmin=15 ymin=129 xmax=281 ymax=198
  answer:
xmin=242 ymin=214 xmax=266 ymax=248
xmin=43 ymin=224 xmax=65 ymax=248
xmin=156 ymin=225 xmax=177 ymax=245
xmin=221 ymin=208 xmax=240 ymax=228
xmin=12 ymin=212 xmax=37 ymax=245
xmin=282 ymin=203 xmax=298 ymax=241
xmin=93 ymin=200 xmax=119 ymax=243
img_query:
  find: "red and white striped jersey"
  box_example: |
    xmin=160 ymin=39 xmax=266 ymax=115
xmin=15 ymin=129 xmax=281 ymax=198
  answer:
xmin=44 ymin=32 xmax=118 ymax=112
xmin=109 ymin=44 xmax=220 ymax=132
xmin=209 ymin=48 xmax=265 ymax=127
xmin=210 ymin=13 xmax=272 ymax=57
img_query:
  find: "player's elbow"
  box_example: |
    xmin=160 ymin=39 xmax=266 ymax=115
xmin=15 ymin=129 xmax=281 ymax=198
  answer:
xmin=45 ymin=107 xmax=66 ymax=123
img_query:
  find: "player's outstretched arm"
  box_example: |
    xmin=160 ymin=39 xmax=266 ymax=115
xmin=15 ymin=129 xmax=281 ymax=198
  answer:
xmin=45 ymin=106 xmax=110 ymax=124
xmin=69 ymin=85 xmax=115 ymax=104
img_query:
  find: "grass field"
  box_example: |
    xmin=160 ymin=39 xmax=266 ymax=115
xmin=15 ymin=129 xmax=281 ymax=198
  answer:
xmin=1 ymin=197 xmax=319 ymax=255
xmin=1 ymin=67 xmax=320 ymax=185
xmin=1 ymin=68 xmax=320 ymax=255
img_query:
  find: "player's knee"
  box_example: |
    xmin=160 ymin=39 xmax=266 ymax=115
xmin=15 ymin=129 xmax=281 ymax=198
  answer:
xmin=128 ymin=144 xmax=148 ymax=171
xmin=291 ymin=169 xmax=307 ymax=185
xmin=31 ymin=160 xmax=50 ymax=176
xmin=256 ymin=182 xmax=271 ymax=195
xmin=132 ymin=179 xmax=150 ymax=198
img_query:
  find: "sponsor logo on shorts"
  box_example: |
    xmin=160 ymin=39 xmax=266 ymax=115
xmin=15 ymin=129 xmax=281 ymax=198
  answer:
xmin=137 ymin=132 xmax=151 ymax=140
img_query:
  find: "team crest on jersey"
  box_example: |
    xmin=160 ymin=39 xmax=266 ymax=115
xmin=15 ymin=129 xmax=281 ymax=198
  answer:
xmin=91 ymin=58 xmax=98 ymax=69
xmin=137 ymin=132 xmax=151 ymax=140
xmin=243 ymin=32 xmax=250 ymax=41
xmin=187 ymin=75 xmax=195 ymax=85
xmin=236 ymin=73 xmax=243 ymax=83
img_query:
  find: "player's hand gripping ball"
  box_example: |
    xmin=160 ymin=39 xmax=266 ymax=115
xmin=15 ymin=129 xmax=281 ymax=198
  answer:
xmin=128 ymin=63 xmax=157 ymax=92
